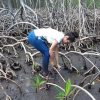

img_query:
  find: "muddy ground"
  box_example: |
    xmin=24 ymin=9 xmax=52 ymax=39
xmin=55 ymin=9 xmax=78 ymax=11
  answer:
xmin=0 ymin=40 xmax=100 ymax=100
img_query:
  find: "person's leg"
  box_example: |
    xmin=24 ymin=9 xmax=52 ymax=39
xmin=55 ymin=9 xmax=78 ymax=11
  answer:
xmin=28 ymin=31 xmax=50 ymax=74
xmin=42 ymin=49 xmax=50 ymax=74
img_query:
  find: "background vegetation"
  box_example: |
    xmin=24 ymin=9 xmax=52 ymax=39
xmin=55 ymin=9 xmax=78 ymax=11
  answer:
xmin=0 ymin=0 xmax=100 ymax=9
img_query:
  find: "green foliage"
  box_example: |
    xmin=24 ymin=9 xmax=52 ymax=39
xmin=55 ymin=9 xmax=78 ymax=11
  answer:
xmin=56 ymin=91 xmax=65 ymax=100
xmin=64 ymin=0 xmax=79 ymax=7
xmin=86 ymin=0 xmax=95 ymax=9
xmin=86 ymin=0 xmax=100 ymax=8
xmin=32 ymin=74 xmax=46 ymax=92
xmin=6 ymin=0 xmax=100 ymax=9
xmin=56 ymin=79 xmax=72 ymax=100
xmin=65 ymin=0 xmax=100 ymax=8
xmin=72 ymin=0 xmax=79 ymax=7
xmin=65 ymin=79 xmax=72 ymax=96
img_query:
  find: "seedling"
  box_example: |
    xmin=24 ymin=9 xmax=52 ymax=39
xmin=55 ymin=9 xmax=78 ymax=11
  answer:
xmin=56 ymin=79 xmax=75 ymax=100
xmin=32 ymin=74 xmax=46 ymax=93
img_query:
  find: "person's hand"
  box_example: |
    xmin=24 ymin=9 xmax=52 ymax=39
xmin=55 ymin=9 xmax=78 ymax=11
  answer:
xmin=52 ymin=64 xmax=61 ymax=70
xmin=57 ymin=64 xmax=61 ymax=69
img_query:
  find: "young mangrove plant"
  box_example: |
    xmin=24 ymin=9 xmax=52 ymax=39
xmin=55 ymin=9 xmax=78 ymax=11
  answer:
xmin=47 ymin=79 xmax=75 ymax=100
xmin=56 ymin=79 xmax=72 ymax=100
xmin=47 ymin=78 xmax=96 ymax=100
xmin=32 ymin=74 xmax=46 ymax=93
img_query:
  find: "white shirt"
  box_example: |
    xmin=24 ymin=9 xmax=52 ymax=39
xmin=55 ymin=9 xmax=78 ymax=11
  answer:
xmin=34 ymin=28 xmax=64 ymax=44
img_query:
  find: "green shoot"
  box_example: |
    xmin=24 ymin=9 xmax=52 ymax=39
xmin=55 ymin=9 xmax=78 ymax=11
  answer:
xmin=65 ymin=79 xmax=71 ymax=97
xmin=32 ymin=74 xmax=46 ymax=92
xmin=56 ymin=79 xmax=72 ymax=100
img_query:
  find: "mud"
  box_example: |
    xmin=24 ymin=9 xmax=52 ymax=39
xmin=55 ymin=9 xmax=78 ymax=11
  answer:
xmin=0 ymin=42 xmax=100 ymax=100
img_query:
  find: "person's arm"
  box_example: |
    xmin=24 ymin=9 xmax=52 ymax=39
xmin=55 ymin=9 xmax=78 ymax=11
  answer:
xmin=49 ymin=39 xmax=58 ymax=66
xmin=55 ymin=46 xmax=62 ymax=69
xmin=55 ymin=46 xmax=59 ymax=66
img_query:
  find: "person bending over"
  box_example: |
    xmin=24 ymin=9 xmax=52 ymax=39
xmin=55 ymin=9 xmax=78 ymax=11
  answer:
xmin=28 ymin=27 xmax=79 ymax=77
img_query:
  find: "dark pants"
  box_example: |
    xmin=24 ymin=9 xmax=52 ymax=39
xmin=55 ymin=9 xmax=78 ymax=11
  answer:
xmin=28 ymin=31 xmax=50 ymax=74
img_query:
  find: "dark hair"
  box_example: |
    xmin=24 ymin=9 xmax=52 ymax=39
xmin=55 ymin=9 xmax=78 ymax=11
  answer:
xmin=67 ymin=32 xmax=79 ymax=42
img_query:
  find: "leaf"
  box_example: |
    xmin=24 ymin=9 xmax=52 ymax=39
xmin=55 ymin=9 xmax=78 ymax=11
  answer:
xmin=56 ymin=91 xmax=65 ymax=100
xmin=33 ymin=75 xmax=39 ymax=85
xmin=65 ymin=79 xmax=72 ymax=96
xmin=39 ymin=80 xmax=46 ymax=86
xmin=36 ymin=75 xmax=40 ymax=84
xmin=33 ymin=75 xmax=40 ymax=86
xmin=32 ymin=74 xmax=46 ymax=89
